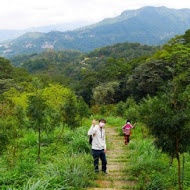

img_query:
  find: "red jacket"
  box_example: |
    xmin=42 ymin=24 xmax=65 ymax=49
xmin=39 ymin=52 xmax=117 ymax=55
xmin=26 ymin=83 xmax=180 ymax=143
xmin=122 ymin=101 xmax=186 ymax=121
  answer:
xmin=122 ymin=123 xmax=134 ymax=135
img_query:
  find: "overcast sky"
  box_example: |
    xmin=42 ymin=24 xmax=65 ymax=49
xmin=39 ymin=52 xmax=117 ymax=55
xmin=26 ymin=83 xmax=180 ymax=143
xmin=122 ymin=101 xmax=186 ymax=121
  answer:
xmin=1 ymin=0 xmax=190 ymax=30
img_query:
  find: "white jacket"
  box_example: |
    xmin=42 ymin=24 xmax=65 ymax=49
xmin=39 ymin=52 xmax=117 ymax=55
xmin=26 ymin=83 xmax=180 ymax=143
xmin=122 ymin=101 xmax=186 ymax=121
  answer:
xmin=88 ymin=124 xmax=106 ymax=150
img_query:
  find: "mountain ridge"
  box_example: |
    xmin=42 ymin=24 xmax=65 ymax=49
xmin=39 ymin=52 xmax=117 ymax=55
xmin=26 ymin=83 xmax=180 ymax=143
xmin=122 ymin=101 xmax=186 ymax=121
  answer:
xmin=1 ymin=6 xmax=190 ymax=58
xmin=0 ymin=21 xmax=93 ymax=42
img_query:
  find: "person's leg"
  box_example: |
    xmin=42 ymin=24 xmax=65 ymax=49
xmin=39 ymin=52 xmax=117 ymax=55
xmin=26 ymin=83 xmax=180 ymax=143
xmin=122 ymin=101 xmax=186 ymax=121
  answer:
xmin=125 ymin=135 xmax=128 ymax=145
xmin=100 ymin=150 xmax=107 ymax=173
xmin=92 ymin=150 xmax=100 ymax=172
xmin=127 ymin=135 xmax=130 ymax=143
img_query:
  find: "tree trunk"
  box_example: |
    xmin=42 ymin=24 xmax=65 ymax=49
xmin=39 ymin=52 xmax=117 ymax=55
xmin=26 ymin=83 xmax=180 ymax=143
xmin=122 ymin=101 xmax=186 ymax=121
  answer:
xmin=13 ymin=144 xmax=17 ymax=166
xmin=176 ymin=135 xmax=182 ymax=190
xmin=38 ymin=126 xmax=41 ymax=164
xmin=170 ymin=153 xmax=174 ymax=167
xmin=13 ymin=131 xmax=18 ymax=166
xmin=182 ymin=155 xmax=185 ymax=190
xmin=56 ymin=125 xmax=64 ymax=146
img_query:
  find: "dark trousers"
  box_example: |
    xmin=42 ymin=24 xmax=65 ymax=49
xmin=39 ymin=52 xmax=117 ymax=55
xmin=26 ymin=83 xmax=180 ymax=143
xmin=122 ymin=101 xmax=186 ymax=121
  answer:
xmin=92 ymin=149 xmax=107 ymax=172
xmin=124 ymin=135 xmax=130 ymax=145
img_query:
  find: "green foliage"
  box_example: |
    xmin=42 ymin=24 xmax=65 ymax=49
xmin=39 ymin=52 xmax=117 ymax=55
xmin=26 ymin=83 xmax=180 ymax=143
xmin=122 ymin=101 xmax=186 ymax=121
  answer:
xmin=27 ymin=95 xmax=48 ymax=129
xmin=115 ymin=98 xmax=139 ymax=123
xmin=139 ymin=83 xmax=190 ymax=189
xmin=0 ymin=57 xmax=31 ymax=94
xmin=27 ymin=94 xmax=49 ymax=163
xmin=139 ymin=88 xmax=190 ymax=156
xmin=1 ymin=24 xmax=190 ymax=190
xmin=0 ymin=116 xmax=95 ymax=189
xmin=77 ymin=96 xmax=90 ymax=124
xmin=127 ymin=139 xmax=175 ymax=189
xmin=0 ymin=119 xmax=9 ymax=154
xmin=127 ymin=59 xmax=172 ymax=100
xmin=93 ymin=81 xmax=120 ymax=105
xmin=60 ymin=91 xmax=78 ymax=129
xmin=183 ymin=29 xmax=190 ymax=44
xmin=0 ymin=57 xmax=14 ymax=79
xmin=88 ymin=43 xmax=158 ymax=62
xmin=63 ymin=126 xmax=91 ymax=154
xmin=0 ymin=58 xmax=17 ymax=94
xmin=10 ymin=50 xmax=83 ymax=76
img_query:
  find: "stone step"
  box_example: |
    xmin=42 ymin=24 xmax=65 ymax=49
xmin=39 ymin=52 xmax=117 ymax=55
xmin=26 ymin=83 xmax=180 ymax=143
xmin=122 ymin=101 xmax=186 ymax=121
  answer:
xmin=93 ymin=180 xmax=134 ymax=188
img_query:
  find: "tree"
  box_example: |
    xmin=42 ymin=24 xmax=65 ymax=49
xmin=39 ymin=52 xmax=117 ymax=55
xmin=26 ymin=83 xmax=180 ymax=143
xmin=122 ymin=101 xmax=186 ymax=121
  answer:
xmin=0 ymin=79 xmax=15 ymax=94
xmin=27 ymin=95 xmax=48 ymax=164
xmin=93 ymin=81 xmax=120 ymax=105
xmin=0 ymin=57 xmax=13 ymax=79
xmin=77 ymin=96 xmax=90 ymax=125
xmin=0 ymin=118 xmax=9 ymax=154
xmin=140 ymin=85 xmax=190 ymax=190
xmin=60 ymin=91 xmax=78 ymax=129
xmin=127 ymin=59 xmax=172 ymax=100
xmin=139 ymin=40 xmax=190 ymax=190
xmin=42 ymin=84 xmax=79 ymax=145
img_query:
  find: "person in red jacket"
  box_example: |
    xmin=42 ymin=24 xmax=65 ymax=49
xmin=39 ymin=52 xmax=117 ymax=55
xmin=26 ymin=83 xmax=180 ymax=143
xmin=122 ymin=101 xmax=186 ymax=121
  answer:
xmin=122 ymin=119 xmax=136 ymax=145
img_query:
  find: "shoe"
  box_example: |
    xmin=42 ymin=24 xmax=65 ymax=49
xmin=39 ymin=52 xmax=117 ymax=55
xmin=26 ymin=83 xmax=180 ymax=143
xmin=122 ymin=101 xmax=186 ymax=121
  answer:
xmin=102 ymin=171 xmax=108 ymax=174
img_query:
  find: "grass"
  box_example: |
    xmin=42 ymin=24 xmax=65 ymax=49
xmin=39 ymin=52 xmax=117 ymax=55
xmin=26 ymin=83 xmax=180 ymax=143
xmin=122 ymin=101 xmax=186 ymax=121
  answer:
xmin=0 ymin=117 xmax=96 ymax=189
xmin=96 ymin=115 xmax=190 ymax=190
xmin=1 ymin=115 xmax=189 ymax=189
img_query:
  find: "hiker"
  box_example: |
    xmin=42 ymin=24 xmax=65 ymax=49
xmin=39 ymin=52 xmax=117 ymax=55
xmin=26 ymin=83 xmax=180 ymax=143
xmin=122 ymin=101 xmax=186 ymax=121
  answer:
xmin=88 ymin=119 xmax=107 ymax=173
xmin=122 ymin=119 xmax=136 ymax=145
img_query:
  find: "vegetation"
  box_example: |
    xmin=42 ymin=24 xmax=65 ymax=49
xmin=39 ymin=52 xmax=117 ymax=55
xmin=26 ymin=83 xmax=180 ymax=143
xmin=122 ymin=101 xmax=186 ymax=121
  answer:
xmin=0 ymin=29 xmax=190 ymax=189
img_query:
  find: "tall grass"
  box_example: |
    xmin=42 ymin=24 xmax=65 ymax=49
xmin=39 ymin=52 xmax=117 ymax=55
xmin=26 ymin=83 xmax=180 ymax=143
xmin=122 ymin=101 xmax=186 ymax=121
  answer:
xmin=126 ymin=139 xmax=170 ymax=189
xmin=0 ymin=118 xmax=96 ymax=189
xmin=100 ymin=115 xmax=190 ymax=189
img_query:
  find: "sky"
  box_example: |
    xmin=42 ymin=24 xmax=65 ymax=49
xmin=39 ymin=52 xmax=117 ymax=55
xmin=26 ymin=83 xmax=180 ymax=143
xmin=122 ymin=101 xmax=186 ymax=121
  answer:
xmin=1 ymin=0 xmax=190 ymax=30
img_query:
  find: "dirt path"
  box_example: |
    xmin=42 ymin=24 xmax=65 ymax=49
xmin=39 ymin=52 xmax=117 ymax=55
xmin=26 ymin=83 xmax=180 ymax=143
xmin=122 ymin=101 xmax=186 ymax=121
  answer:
xmin=88 ymin=125 xmax=137 ymax=190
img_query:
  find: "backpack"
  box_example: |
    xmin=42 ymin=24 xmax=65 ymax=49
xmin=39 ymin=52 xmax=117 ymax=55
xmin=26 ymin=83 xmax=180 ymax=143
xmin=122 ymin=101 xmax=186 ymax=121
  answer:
xmin=89 ymin=135 xmax=93 ymax=145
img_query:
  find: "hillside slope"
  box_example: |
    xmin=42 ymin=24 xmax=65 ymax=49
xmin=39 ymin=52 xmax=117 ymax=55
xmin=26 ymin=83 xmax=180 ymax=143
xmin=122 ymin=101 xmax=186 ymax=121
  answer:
xmin=1 ymin=6 xmax=190 ymax=57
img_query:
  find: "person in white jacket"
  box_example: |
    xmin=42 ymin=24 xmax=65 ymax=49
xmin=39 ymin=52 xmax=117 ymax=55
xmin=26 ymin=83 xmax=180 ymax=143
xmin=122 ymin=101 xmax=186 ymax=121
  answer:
xmin=88 ymin=119 xmax=107 ymax=173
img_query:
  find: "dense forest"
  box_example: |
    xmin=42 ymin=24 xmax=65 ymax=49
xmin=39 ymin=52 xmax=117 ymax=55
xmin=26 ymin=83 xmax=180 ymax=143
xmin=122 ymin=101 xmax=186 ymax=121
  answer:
xmin=0 ymin=30 xmax=190 ymax=189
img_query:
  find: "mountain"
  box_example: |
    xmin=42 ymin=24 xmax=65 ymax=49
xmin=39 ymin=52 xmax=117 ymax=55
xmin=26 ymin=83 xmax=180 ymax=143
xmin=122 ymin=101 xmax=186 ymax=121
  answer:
xmin=1 ymin=6 xmax=190 ymax=58
xmin=0 ymin=21 xmax=93 ymax=42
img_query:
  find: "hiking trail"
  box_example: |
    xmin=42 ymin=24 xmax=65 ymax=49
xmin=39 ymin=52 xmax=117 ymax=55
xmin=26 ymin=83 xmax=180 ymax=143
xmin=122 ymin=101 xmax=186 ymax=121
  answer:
xmin=87 ymin=125 xmax=137 ymax=189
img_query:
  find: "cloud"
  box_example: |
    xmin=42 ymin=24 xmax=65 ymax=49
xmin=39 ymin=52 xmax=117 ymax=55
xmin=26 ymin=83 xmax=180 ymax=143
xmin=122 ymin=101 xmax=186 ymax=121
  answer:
xmin=1 ymin=0 xmax=190 ymax=29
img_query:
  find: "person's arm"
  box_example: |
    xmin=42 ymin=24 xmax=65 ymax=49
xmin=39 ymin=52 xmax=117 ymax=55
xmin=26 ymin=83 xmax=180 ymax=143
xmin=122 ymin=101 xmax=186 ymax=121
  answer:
xmin=122 ymin=125 xmax=126 ymax=134
xmin=104 ymin=131 xmax=107 ymax=152
xmin=88 ymin=119 xmax=96 ymax=135
xmin=132 ymin=122 xmax=136 ymax=128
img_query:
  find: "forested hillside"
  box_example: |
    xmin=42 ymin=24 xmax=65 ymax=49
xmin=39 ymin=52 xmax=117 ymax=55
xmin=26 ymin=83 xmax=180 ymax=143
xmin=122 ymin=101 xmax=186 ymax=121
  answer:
xmin=0 ymin=29 xmax=190 ymax=189
xmin=10 ymin=42 xmax=158 ymax=75
xmin=9 ymin=42 xmax=158 ymax=104
xmin=1 ymin=6 xmax=190 ymax=57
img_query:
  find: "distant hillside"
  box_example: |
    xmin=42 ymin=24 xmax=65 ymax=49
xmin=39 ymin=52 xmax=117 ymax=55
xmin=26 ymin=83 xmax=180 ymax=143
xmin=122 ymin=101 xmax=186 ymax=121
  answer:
xmin=1 ymin=6 xmax=190 ymax=57
xmin=10 ymin=42 xmax=158 ymax=79
xmin=0 ymin=21 xmax=92 ymax=42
